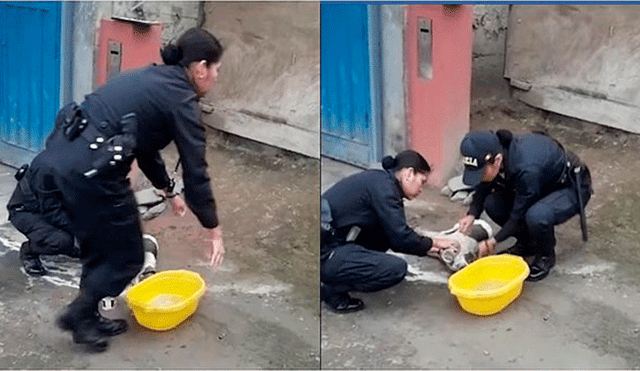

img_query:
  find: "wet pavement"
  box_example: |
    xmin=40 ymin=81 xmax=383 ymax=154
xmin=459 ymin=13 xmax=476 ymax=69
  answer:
xmin=321 ymin=100 xmax=640 ymax=369
xmin=0 ymin=128 xmax=320 ymax=369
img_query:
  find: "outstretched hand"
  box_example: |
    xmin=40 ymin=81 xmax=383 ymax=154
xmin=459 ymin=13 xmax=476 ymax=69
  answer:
xmin=207 ymin=226 xmax=225 ymax=270
xmin=169 ymin=195 xmax=187 ymax=217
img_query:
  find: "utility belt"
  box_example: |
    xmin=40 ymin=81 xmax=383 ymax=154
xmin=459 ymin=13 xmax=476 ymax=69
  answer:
xmin=321 ymin=198 xmax=364 ymax=261
xmin=58 ymin=102 xmax=138 ymax=178
xmin=557 ymin=149 xmax=592 ymax=242
xmin=557 ymin=150 xmax=592 ymax=193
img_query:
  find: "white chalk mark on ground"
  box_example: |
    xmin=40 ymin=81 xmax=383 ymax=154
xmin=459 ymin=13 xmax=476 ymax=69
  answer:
xmin=556 ymin=262 xmax=615 ymax=276
xmin=0 ymin=236 xmax=21 ymax=252
xmin=209 ymin=281 xmax=292 ymax=296
xmin=387 ymin=251 xmax=449 ymax=284
xmin=404 ymin=264 xmax=449 ymax=284
xmin=42 ymin=275 xmax=80 ymax=289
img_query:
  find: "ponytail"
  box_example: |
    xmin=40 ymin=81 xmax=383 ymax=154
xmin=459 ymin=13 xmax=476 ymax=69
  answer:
xmin=160 ymin=44 xmax=183 ymax=66
xmin=382 ymin=150 xmax=431 ymax=174
xmin=160 ymin=28 xmax=224 ymax=67
xmin=381 ymin=155 xmax=397 ymax=171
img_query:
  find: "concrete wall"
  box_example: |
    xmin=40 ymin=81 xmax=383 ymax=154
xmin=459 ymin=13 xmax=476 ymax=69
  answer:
xmin=110 ymin=1 xmax=202 ymax=45
xmin=201 ymin=2 xmax=320 ymax=159
xmin=65 ymin=2 xmax=101 ymax=104
xmin=380 ymin=5 xmax=407 ymax=156
xmin=505 ymin=5 xmax=640 ymax=134
xmin=471 ymin=4 xmax=511 ymax=105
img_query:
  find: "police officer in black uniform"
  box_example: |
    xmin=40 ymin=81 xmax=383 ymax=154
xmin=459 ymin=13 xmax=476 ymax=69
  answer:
xmin=457 ymin=129 xmax=592 ymax=281
xmin=28 ymin=28 xmax=226 ymax=352
xmin=321 ymin=150 xmax=460 ymax=313
xmin=7 ymin=153 xmax=80 ymax=276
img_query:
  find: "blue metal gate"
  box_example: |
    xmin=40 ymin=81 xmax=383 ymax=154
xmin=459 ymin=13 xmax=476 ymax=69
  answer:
xmin=321 ymin=3 xmax=380 ymax=167
xmin=0 ymin=2 xmax=61 ymax=167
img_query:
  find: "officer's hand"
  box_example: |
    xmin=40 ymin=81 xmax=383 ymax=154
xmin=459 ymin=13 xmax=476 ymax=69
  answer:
xmin=169 ymin=195 xmax=187 ymax=217
xmin=208 ymin=226 xmax=225 ymax=270
xmin=478 ymin=237 xmax=497 ymax=257
xmin=458 ymin=214 xmax=475 ymax=234
xmin=432 ymin=238 xmax=460 ymax=254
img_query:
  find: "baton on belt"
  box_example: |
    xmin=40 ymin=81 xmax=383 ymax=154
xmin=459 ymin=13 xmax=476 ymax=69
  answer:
xmin=574 ymin=166 xmax=588 ymax=242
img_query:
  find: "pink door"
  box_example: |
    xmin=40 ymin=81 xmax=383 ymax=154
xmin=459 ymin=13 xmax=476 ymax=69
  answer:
xmin=405 ymin=5 xmax=473 ymax=186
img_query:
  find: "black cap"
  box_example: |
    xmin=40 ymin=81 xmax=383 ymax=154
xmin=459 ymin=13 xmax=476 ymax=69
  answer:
xmin=460 ymin=131 xmax=501 ymax=187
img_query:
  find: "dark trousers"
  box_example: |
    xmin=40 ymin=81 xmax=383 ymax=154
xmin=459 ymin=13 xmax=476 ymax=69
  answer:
xmin=484 ymin=182 xmax=591 ymax=257
xmin=320 ymin=243 xmax=407 ymax=305
xmin=9 ymin=210 xmax=76 ymax=259
xmin=48 ymin=129 xmax=144 ymax=321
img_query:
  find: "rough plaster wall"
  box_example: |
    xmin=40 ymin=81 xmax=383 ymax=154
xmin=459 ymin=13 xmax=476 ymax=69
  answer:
xmin=506 ymin=5 xmax=640 ymax=106
xmin=111 ymin=1 xmax=201 ymax=45
xmin=380 ymin=5 xmax=407 ymax=156
xmin=504 ymin=5 xmax=640 ymax=133
xmin=70 ymin=2 xmax=101 ymax=102
xmin=202 ymin=2 xmax=320 ymax=135
xmin=471 ymin=4 xmax=510 ymax=104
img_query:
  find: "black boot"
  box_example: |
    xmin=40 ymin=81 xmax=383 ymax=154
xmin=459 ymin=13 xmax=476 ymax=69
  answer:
xmin=73 ymin=317 xmax=109 ymax=352
xmin=56 ymin=306 xmax=109 ymax=352
xmin=56 ymin=307 xmax=76 ymax=332
xmin=95 ymin=312 xmax=128 ymax=336
xmin=526 ymin=254 xmax=556 ymax=282
xmin=331 ymin=296 xmax=365 ymax=314
xmin=321 ymin=283 xmax=365 ymax=314
xmin=20 ymin=242 xmax=46 ymax=276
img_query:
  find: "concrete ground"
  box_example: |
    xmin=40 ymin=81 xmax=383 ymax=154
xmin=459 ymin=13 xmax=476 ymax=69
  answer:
xmin=0 ymin=129 xmax=320 ymax=369
xmin=321 ymin=99 xmax=640 ymax=369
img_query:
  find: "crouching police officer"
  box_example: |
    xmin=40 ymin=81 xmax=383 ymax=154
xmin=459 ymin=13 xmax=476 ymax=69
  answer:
xmin=457 ymin=129 xmax=592 ymax=281
xmin=321 ymin=150 xmax=459 ymax=313
xmin=7 ymin=154 xmax=81 ymax=276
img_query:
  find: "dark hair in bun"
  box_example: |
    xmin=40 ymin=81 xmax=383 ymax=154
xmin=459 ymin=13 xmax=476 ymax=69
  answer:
xmin=160 ymin=28 xmax=224 ymax=67
xmin=382 ymin=150 xmax=431 ymax=174
xmin=160 ymin=44 xmax=183 ymax=65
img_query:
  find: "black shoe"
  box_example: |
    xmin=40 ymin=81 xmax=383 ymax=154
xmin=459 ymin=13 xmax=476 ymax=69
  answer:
xmin=56 ymin=308 xmax=76 ymax=332
xmin=328 ymin=297 xmax=365 ymax=314
xmin=498 ymin=241 xmax=531 ymax=257
xmin=59 ymin=310 xmax=129 ymax=336
xmin=95 ymin=314 xmax=128 ymax=336
xmin=73 ymin=318 xmax=109 ymax=352
xmin=526 ymin=255 xmax=555 ymax=282
xmin=20 ymin=254 xmax=46 ymax=276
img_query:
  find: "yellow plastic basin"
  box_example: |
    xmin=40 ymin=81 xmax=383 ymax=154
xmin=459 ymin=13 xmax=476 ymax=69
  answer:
xmin=125 ymin=270 xmax=206 ymax=331
xmin=448 ymin=254 xmax=529 ymax=316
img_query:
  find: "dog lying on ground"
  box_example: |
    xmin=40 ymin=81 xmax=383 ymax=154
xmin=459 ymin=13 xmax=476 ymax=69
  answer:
xmin=415 ymin=220 xmax=493 ymax=272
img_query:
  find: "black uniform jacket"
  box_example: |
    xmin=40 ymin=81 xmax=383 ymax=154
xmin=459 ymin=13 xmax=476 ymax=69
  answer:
xmin=75 ymin=64 xmax=218 ymax=228
xmin=322 ymin=169 xmax=433 ymax=257
xmin=468 ymin=133 xmax=567 ymax=242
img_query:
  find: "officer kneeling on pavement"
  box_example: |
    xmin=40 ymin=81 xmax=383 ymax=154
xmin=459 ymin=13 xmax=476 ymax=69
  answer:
xmin=7 ymin=153 xmax=80 ymax=276
xmin=457 ymin=129 xmax=593 ymax=281
xmin=321 ymin=150 xmax=460 ymax=313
